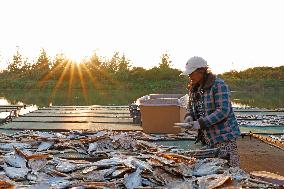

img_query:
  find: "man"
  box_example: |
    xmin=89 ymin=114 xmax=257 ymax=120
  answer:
xmin=179 ymin=56 xmax=241 ymax=167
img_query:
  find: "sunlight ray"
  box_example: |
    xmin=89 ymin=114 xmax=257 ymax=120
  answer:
xmin=49 ymin=60 xmax=71 ymax=101
xmin=67 ymin=61 xmax=75 ymax=101
xmin=80 ymin=63 xmax=102 ymax=89
xmin=38 ymin=56 xmax=66 ymax=88
xmin=76 ymin=63 xmax=88 ymax=104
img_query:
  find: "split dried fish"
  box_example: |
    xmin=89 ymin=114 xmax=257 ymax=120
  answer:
xmin=56 ymin=161 xmax=83 ymax=173
xmin=0 ymin=142 xmax=30 ymax=151
xmin=83 ymin=167 xmax=115 ymax=182
xmin=197 ymin=174 xmax=232 ymax=189
xmin=4 ymin=154 xmax=27 ymax=168
xmin=3 ymin=164 xmax=29 ymax=180
xmin=0 ymin=181 xmax=14 ymax=189
xmin=37 ymin=141 xmax=54 ymax=151
xmin=166 ymin=180 xmax=194 ymax=189
xmin=0 ymin=129 xmax=279 ymax=188
xmin=124 ymin=168 xmax=142 ymax=189
xmin=28 ymin=157 xmax=48 ymax=172
xmin=193 ymin=158 xmax=227 ymax=176
xmin=112 ymin=167 xmax=132 ymax=178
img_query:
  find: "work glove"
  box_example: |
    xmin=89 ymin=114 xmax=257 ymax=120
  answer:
xmin=184 ymin=115 xmax=193 ymax=123
xmin=174 ymin=122 xmax=193 ymax=129
xmin=174 ymin=120 xmax=200 ymax=130
xmin=192 ymin=121 xmax=201 ymax=130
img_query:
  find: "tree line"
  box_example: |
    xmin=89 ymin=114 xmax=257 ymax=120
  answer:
xmin=219 ymin=66 xmax=284 ymax=91
xmin=220 ymin=66 xmax=284 ymax=80
xmin=1 ymin=48 xmax=283 ymax=91
xmin=0 ymin=49 xmax=183 ymax=90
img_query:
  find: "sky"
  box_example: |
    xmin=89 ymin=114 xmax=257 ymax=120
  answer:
xmin=0 ymin=0 xmax=283 ymax=74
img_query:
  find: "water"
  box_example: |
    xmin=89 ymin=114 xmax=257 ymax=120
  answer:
xmin=231 ymin=89 xmax=284 ymax=109
xmin=0 ymin=89 xmax=151 ymax=107
xmin=239 ymin=126 xmax=284 ymax=134
xmin=1 ymin=89 xmax=283 ymax=108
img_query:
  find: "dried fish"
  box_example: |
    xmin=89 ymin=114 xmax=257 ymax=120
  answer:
xmin=166 ymin=180 xmax=194 ymax=189
xmin=91 ymin=130 xmax=107 ymax=138
xmin=37 ymin=141 xmax=54 ymax=151
xmin=0 ymin=181 xmax=14 ymax=189
xmin=54 ymin=133 xmax=66 ymax=138
xmin=93 ymin=157 xmax=123 ymax=168
xmin=47 ymin=177 xmax=71 ymax=189
xmin=4 ymin=154 xmax=27 ymax=168
xmin=140 ymin=178 xmax=160 ymax=188
xmin=82 ymin=166 xmax=98 ymax=174
xmin=224 ymin=167 xmax=250 ymax=181
xmin=56 ymin=161 xmax=81 ymax=173
xmin=3 ymin=164 xmax=29 ymax=180
xmin=193 ymin=158 xmax=227 ymax=176
xmin=171 ymin=162 xmax=194 ymax=177
xmin=88 ymin=142 xmax=98 ymax=154
xmin=0 ymin=142 xmax=30 ymax=151
xmin=129 ymin=157 xmax=153 ymax=172
xmin=27 ymin=172 xmax=38 ymax=181
xmin=152 ymin=167 xmax=183 ymax=185
xmin=28 ymin=157 xmax=48 ymax=172
xmin=35 ymin=131 xmax=55 ymax=139
xmin=136 ymin=140 xmax=158 ymax=152
xmin=112 ymin=167 xmax=132 ymax=178
xmin=147 ymin=155 xmax=175 ymax=166
xmin=124 ymin=168 xmax=142 ymax=189
xmin=158 ymin=153 xmax=196 ymax=165
xmin=197 ymin=174 xmax=232 ymax=189
xmin=68 ymin=181 xmax=116 ymax=189
xmin=0 ymin=129 xmax=279 ymax=188
xmin=83 ymin=167 xmax=115 ymax=182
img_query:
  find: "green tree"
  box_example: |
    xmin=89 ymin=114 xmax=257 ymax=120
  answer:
xmin=32 ymin=48 xmax=51 ymax=79
xmin=7 ymin=49 xmax=23 ymax=74
xmin=158 ymin=53 xmax=172 ymax=70
xmin=107 ymin=52 xmax=120 ymax=74
xmin=116 ymin=54 xmax=131 ymax=80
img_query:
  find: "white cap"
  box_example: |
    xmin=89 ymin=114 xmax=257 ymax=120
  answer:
xmin=181 ymin=56 xmax=208 ymax=75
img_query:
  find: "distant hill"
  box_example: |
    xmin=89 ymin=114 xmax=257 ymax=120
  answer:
xmin=219 ymin=66 xmax=284 ymax=91
xmin=220 ymin=66 xmax=284 ymax=80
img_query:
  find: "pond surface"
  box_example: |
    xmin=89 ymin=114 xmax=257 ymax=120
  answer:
xmin=231 ymin=89 xmax=284 ymax=109
xmin=0 ymin=89 xmax=150 ymax=107
xmin=239 ymin=126 xmax=284 ymax=134
xmin=1 ymin=88 xmax=284 ymax=109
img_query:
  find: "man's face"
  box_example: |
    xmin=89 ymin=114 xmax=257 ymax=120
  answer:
xmin=189 ymin=69 xmax=204 ymax=85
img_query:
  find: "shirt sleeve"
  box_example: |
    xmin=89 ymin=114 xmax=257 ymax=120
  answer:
xmin=184 ymin=93 xmax=195 ymax=120
xmin=198 ymin=81 xmax=231 ymax=129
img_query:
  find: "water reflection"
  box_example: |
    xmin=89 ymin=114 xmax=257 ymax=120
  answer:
xmin=231 ymin=89 xmax=284 ymax=109
xmin=0 ymin=98 xmax=12 ymax=105
xmin=0 ymin=89 xmax=151 ymax=107
xmin=0 ymin=89 xmax=283 ymax=109
xmin=240 ymin=126 xmax=284 ymax=134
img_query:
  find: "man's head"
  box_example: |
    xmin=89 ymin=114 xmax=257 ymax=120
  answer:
xmin=181 ymin=56 xmax=208 ymax=85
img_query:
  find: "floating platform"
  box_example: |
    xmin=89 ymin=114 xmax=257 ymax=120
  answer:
xmin=0 ymin=105 xmax=142 ymax=132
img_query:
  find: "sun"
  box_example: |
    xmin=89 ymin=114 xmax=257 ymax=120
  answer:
xmin=64 ymin=52 xmax=86 ymax=64
xmin=61 ymin=48 xmax=94 ymax=64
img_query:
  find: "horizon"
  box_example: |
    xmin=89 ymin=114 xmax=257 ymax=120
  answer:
xmin=0 ymin=48 xmax=283 ymax=74
xmin=1 ymin=0 xmax=284 ymax=74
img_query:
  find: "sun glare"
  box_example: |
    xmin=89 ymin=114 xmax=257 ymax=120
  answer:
xmin=64 ymin=51 xmax=88 ymax=64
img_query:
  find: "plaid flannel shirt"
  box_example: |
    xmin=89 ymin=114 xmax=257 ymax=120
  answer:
xmin=188 ymin=77 xmax=240 ymax=145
